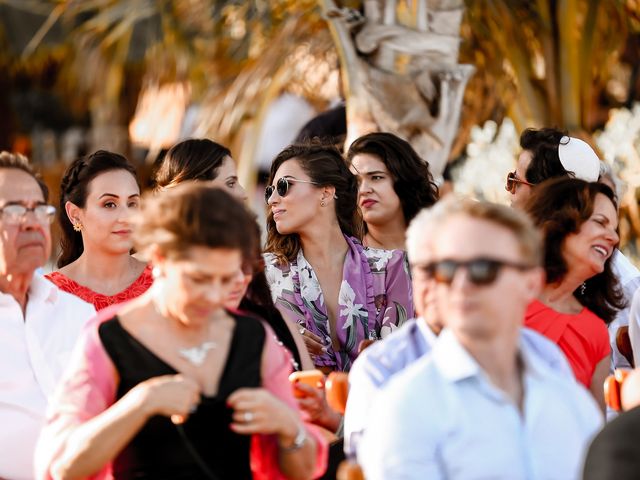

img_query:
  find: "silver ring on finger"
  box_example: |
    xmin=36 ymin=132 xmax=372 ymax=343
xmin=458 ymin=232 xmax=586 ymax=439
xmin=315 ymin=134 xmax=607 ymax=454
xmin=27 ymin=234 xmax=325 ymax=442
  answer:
xmin=299 ymin=327 xmax=306 ymax=335
xmin=244 ymin=411 xmax=254 ymax=423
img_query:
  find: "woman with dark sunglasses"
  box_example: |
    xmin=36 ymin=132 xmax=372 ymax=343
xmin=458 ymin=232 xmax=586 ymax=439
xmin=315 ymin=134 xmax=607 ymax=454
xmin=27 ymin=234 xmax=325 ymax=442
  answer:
xmin=263 ymin=143 xmax=415 ymax=374
xmin=345 ymin=132 xmax=439 ymax=251
xmin=153 ymin=138 xmax=313 ymax=376
xmin=524 ymin=177 xmax=625 ymax=411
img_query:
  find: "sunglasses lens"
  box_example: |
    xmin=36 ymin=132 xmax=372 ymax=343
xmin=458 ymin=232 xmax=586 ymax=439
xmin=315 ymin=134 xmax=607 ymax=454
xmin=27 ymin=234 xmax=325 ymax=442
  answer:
xmin=429 ymin=259 xmax=502 ymax=285
xmin=264 ymin=186 xmax=274 ymax=204
xmin=276 ymin=178 xmax=289 ymax=197
xmin=468 ymin=260 xmax=500 ymax=285
xmin=433 ymin=261 xmax=458 ymax=284
xmin=506 ymin=173 xmax=515 ymax=193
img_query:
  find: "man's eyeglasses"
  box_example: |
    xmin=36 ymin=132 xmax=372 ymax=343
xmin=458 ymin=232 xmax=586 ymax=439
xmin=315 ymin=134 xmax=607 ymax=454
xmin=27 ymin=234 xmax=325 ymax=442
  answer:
xmin=505 ymin=171 xmax=535 ymax=194
xmin=0 ymin=204 xmax=56 ymax=225
xmin=265 ymin=177 xmax=319 ymax=204
xmin=414 ymin=257 xmax=534 ymax=286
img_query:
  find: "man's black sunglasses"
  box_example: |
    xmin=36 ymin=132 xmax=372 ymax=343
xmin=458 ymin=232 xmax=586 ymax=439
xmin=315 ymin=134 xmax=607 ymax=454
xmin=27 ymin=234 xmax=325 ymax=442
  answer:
xmin=413 ymin=257 xmax=535 ymax=286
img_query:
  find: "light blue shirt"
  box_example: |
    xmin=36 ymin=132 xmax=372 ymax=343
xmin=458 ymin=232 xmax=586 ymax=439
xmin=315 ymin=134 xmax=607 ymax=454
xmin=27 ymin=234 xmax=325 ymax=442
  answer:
xmin=345 ymin=318 xmax=576 ymax=460
xmin=344 ymin=318 xmax=437 ymax=456
xmin=359 ymin=328 xmax=603 ymax=480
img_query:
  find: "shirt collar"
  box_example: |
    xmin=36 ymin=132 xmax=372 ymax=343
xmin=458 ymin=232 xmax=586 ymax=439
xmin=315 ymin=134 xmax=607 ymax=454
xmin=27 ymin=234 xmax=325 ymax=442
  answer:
xmin=516 ymin=331 xmax=549 ymax=380
xmin=0 ymin=271 xmax=58 ymax=309
xmin=416 ymin=317 xmax=438 ymax=347
xmin=433 ymin=328 xmax=550 ymax=384
xmin=432 ymin=328 xmax=482 ymax=382
xmin=26 ymin=272 xmax=58 ymax=305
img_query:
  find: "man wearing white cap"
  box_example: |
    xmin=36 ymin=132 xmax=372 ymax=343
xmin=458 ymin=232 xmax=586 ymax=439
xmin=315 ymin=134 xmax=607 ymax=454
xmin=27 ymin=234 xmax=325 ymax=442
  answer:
xmin=506 ymin=128 xmax=640 ymax=388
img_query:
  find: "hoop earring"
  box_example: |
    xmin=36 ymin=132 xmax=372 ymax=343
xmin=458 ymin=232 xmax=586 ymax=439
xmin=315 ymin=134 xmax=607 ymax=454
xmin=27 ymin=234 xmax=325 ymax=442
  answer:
xmin=72 ymin=221 xmax=83 ymax=232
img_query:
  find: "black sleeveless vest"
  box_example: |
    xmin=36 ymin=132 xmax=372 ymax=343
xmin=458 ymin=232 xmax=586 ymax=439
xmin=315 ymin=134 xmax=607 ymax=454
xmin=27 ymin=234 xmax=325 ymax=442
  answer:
xmin=98 ymin=312 xmax=265 ymax=479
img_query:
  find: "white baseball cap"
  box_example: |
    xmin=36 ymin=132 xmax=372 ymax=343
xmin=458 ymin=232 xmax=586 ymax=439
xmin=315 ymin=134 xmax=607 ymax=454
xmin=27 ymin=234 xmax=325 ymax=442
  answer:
xmin=557 ymin=136 xmax=600 ymax=182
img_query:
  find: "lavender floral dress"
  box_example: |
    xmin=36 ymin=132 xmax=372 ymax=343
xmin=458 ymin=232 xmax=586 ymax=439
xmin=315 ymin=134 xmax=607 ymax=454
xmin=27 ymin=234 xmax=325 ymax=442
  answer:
xmin=264 ymin=235 xmax=414 ymax=371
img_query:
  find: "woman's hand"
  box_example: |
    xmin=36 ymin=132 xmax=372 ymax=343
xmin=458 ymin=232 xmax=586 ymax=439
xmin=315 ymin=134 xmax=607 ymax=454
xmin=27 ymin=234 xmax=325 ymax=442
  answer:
xmin=293 ymin=381 xmax=342 ymax=432
xmin=298 ymin=327 xmax=327 ymax=357
xmin=227 ymin=388 xmax=300 ymax=443
xmin=131 ymin=374 xmax=201 ymax=424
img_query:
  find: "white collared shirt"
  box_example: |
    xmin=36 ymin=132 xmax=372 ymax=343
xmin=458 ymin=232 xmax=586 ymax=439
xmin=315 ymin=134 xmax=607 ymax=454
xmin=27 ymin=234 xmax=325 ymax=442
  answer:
xmin=360 ymin=328 xmax=603 ymax=480
xmin=345 ymin=319 xmax=575 ymax=460
xmin=345 ymin=318 xmax=437 ymax=457
xmin=0 ymin=273 xmax=95 ymax=480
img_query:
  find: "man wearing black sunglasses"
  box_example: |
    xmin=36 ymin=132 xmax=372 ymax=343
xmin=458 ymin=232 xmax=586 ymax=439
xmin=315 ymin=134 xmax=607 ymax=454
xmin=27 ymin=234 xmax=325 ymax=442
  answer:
xmin=360 ymin=197 xmax=603 ymax=480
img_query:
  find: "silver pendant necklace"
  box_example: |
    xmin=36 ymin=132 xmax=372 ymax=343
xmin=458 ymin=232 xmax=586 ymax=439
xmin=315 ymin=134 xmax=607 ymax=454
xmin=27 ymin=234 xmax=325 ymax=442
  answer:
xmin=178 ymin=341 xmax=217 ymax=366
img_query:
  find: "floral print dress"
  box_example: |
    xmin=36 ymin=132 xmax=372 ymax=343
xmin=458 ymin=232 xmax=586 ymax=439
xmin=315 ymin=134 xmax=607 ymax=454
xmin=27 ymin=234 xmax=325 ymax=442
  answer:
xmin=264 ymin=235 xmax=414 ymax=371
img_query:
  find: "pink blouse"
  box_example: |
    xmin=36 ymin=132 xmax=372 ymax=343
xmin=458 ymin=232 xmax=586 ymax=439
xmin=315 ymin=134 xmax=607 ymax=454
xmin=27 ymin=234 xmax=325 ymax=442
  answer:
xmin=35 ymin=305 xmax=328 ymax=480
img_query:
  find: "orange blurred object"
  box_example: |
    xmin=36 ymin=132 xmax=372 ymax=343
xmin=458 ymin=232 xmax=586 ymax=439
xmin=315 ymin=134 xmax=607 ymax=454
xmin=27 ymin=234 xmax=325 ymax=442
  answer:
xmin=604 ymin=368 xmax=631 ymax=412
xmin=289 ymin=369 xmax=324 ymax=398
xmin=325 ymin=372 xmax=349 ymax=415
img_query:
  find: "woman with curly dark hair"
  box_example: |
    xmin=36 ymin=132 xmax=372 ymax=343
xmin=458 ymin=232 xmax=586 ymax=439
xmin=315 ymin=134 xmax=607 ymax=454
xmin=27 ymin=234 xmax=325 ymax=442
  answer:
xmin=263 ymin=143 xmax=414 ymax=374
xmin=345 ymin=132 xmax=439 ymax=250
xmin=524 ymin=177 xmax=625 ymax=410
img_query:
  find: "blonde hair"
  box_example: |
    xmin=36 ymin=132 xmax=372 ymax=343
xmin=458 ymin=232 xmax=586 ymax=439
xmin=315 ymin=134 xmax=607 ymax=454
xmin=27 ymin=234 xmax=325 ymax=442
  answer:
xmin=406 ymin=196 xmax=542 ymax=266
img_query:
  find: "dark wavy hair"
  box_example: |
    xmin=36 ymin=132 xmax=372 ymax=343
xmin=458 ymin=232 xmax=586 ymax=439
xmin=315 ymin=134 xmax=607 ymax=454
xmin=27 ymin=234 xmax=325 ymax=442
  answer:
xmin=153 ymin=138 xmax=230 ymax=189
xmin=520 ymin=127 xmax=570 ymax=183
xmin=238 ymin=218 xmax=302 ymax=369
xmin=264 ymin=142 xmax=363 ymax=264
xmin=346 ymin=132 xmax=439 ymax=226
xmin=58 ymin=150 xmax=137 ymax=268
xmin=524 ymin=177 xmax=625 ymax=323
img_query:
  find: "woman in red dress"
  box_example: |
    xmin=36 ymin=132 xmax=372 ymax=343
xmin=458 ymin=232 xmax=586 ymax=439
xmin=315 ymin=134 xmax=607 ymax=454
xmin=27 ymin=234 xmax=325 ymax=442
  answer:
xmin=46 ymin=151 xmax=152 ymax=310
xmin=524 ymin=177 xmax=625 ymax=410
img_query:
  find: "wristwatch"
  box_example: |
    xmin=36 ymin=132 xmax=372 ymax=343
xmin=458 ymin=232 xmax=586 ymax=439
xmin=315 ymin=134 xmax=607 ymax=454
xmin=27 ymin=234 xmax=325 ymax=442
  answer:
xmin=280 ymin=425 xmax=307 ymax=452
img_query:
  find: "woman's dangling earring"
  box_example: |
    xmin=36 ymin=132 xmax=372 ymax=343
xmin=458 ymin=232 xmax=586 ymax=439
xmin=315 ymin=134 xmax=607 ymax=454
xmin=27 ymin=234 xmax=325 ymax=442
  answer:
xmin=580 ymin=282 xmax=586 ymax=295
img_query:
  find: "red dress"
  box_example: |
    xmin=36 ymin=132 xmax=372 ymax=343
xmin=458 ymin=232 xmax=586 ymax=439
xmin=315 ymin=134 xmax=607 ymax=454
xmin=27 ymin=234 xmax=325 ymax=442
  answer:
xmin=524 ymin=299 xmax=610 ymax=388
xmin=46 ymin=266 xmax=154 ymax=311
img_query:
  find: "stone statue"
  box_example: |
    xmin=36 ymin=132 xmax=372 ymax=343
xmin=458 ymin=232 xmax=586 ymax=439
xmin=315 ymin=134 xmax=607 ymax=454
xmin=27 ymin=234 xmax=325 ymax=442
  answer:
xmin=318 ymin=0 xmax=474 ymax=179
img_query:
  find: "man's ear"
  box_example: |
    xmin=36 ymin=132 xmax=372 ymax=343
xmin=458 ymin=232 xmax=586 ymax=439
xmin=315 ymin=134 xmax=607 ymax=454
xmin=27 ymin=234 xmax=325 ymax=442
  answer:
xmin=65 ymin=201 xmax=81 ymax=225
xmin=523 ymin=266 xmax=546 ymax=301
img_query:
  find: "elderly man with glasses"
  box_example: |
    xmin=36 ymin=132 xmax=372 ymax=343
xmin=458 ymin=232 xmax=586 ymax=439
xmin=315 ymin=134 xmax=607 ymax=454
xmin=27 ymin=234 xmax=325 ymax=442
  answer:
xmin=359 ymin=197 xmax=603 ymax=480
xmin=0 ymin=152 xmax=95 ymax=480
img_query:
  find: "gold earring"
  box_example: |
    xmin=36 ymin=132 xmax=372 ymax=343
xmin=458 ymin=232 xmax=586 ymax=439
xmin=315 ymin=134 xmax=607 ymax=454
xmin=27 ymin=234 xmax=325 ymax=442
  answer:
xmin=72 ymin=221 xmax=83 ymax=232
xmin=320 ymin=200 xmax=326 ymax=207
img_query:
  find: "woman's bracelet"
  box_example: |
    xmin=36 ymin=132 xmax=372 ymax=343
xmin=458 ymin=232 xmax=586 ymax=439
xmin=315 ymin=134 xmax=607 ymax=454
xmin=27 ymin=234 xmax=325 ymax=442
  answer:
xmin=279 ymin=424 xmax=307 ymax=453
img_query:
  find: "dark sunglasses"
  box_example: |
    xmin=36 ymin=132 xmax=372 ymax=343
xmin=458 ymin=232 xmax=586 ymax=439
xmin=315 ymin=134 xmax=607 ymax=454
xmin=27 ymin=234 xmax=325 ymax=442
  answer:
xmin=265 ymin=177 xmax=319 ymax=204
xmin=505 ymin=171 xmax=535 ymax=194
xmin=415 ymin=257 xmax=534 ymax=286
